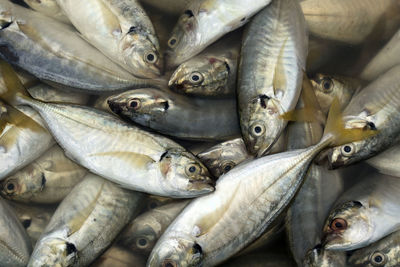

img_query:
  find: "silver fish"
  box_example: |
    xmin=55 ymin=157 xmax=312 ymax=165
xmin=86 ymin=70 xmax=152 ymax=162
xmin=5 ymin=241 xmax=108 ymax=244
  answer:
xmin=56 ymin=0 xmax=162 ymax=78
xmin=0 ymin=145 xmax=87 ymax=204
xmin=28 ymin=173 xmax=143 ymax=267
xmin=107 ymin=88 xmax=240 ymax=141
xmin=165 ymin=0 xmax=271 ymax=67
xmin=22 ymin=0 xmax=70 ymax=23
xmin=238 ymin=0 xmax=308 ymax=156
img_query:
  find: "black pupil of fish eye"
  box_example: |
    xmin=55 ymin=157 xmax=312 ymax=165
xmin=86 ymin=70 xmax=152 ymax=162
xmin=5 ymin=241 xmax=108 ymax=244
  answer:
xmin=192 ymin=74 xmax=200 ymax=81
xmin=169 ymin=39 xmax=176 ymax=46
xmin=335 ymin=222 xmax=343 ymax=228
xmin=254 ymin=126 xmax=262 ymax=133
xmin=224 ymin=165 xmax=232 ymax=172
xmin=323 ymin=81 xmax=331 ymax=90
xmin=374 ymin=255 xmax=383 ymax=262
xmin=7 ymin=183 xmax=14 ymax=191
xmin=22 ymin=219 xmax=31 ymax=228
xmin=147 ymin=53 xmax=155 ymax=62
xmin=189 ymin=166 xmax=196 ymax=173
xmin=130 ymin=101 xmax=138 ymax=108
xmin=344 ymin=146 xmax=352 ymax=153
xmin=138 ymin=238 xmax=147 ymax=246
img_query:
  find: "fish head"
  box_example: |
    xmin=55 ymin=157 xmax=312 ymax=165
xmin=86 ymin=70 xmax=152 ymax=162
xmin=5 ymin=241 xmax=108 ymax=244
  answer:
xmin=303 ymin=244 xmax=347 ymax=267
xmin=322 ymin=200 xmax=372 ymax=251
xmin=241 ymin=96 xmax=285 ymax=157
xmin=311 ymin=74 xmax=358 ymax=115
xmin=0 ymin=175 xmax=24 ymax=199
xmin=159 ymin=149 xmax=215 ymax=197
xmin=29 ymin=238 xmax=77 ymax=267
xmin=127 ymin=220 xmax=159 ymax=253
xmin=121 ymin=29 xmax=162 ymax=78
xmin=147 ymin=236 xmax=203 ymax=267
xmin=168 ymin=56 xmax=229 ymax=96
xmin=348 ymin=241 xmax=397 ymax=267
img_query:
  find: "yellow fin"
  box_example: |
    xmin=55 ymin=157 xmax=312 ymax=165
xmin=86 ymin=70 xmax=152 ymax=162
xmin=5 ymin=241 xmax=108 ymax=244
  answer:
xmin=89 ymin=151 xmax=155 ymax=169
xmin=0 ymin=60 xmax=29 ymax=105
xmin=273 ymin=38 xmax=288 ymax=95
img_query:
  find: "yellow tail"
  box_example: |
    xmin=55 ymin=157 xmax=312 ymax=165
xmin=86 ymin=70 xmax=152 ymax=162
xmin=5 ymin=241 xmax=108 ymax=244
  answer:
xmin=0 ymin=60 xmax=30 ymax=105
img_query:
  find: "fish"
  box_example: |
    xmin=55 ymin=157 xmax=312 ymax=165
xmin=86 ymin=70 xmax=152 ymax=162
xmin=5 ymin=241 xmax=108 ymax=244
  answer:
xmin=360 ymin=29 xmax=400 ymax=81
xmin=348 ymin=230 xmax=400 ymax=267
xmin=0 ymin=0 xmax=157 ymax=93
xmin=0 ymin=145 xmax=87 ymax=204
xmin=147 ymin=91 xmax=374 ymax=266
xmin=326 ymin=65 xmax=400 ymax=168
xmin=321 ymin=173 xmax=400 ymax=251
xmin=22 ymin=0 xmax=70 ymax=23
xmin=139 ymin=0 xmax=192 ymax=15
xmin=56 ymin=0 xmax=162 ymax=78
xmin=165 ymin=0 xmax=271 ymax=67
xmin=28 ymin=173 xmax=144 ymax=267
xmin=168 ymin=32 xmax=241 ymax=97
xmin=237 ymin=0 xmax=308 ymax=157
xmin=107 ymin=88 xmax=241 ymax=141
xmin=0 ymin=197 xmax=32 ymax=267
xmin=367 ymin=143 xmax=400 ymax=178
xmin=301 ymin=0 xmax=400 ymax=44
xmin=8 ymin=201 xmax=56 ymax=246
xmin=303 ymin=245 xmax=347 ymax=267
xmin=0 ymin=62 xmax=214 ymax=197
xmin=119 ymin=200 xmax=190 ymax=255
xmin=92 ymin=246 xmax=146 ymax=267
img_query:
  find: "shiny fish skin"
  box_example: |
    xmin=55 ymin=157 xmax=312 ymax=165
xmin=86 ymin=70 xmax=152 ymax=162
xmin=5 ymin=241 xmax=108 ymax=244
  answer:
xmin=27 ymin=83 xmax=90 ymax=105
xmin=22 ymin=0 xmax=70 ymax=23
xmin=327 ymin=65 xmax=400 ymax=168
xmin=0 ymin=198 xmax=32 ymax=267
xmin=367 ymin=144 xmax=400 ymax=177
xmin=56 ymin=0 xmax=162 ymax=78
xmin=322 ymin=174 xmax=400 ymax=251
xmin=348 ymin=230 xmax=400 ymax=267
xmin=238 ymin=0 xmax=308 ymax=157
xmin=28 ymin=174 xmax=143 ymax=267
xmin=301 ymin=0 xmax=400 ymax=44
xmin=303 ymin=246 xmax=347 ymax=267
xmin=107 ymin=88 xmax=240 ymax=141
xmin=119 ymin=200 xmax=189 ymax=254
xmin=360 ymin=29 xmax=400 ymax=81
xmin=165 ymin=0 xmax=271 ymax=67
xmin=0 ymin=145 xmax=87 ymax=204
xmin=168 ymin=32 xmax=241 ymax=97
xmin=0 ymin=1 xmax=154 ymax=93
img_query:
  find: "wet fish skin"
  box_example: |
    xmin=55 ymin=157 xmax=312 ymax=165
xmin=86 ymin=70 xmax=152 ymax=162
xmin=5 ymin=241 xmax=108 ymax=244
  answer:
xmin=56 ymin=0 xmax=162 ymax=78
xmin=28 ymin=174 xmax=144 ymax=267
xmin=327 ymin=65 xmax=400 ymax=169
xmin=303 ymin=245 xmax=347 ymax=267
xmin=22 ymin=0 xmax=70 ymax=23
xmin=168 ymin=32 xmax=241 ymax=97
xmin=0 ymin=198 xmax=32 ymax=267
xmin=238 ymin=0 xmax=308 ymax=157
xmin=0 ymin=1 xmax=155 ymax=93
xmin=367 ymin=143 xmax=400 ymax=177
xmin=165 ymin=0 xmax=271 ymax=67
xmin=107 ymin=88 xmax=240 ymax=141
xmin=119 ymin=200 xmax=189 ymax=254
xmin=322 ymin=174 xmax=400 ymax=251
xmin=348 ymin=230 xmax=400 ymax=267
xmin=0 ymin=145 xmax=87 ymax=204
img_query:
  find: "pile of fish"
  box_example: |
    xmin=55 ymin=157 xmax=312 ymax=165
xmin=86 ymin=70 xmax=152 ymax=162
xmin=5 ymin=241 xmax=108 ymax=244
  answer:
xmin=0 ymin=0 xmax=399 ymax=266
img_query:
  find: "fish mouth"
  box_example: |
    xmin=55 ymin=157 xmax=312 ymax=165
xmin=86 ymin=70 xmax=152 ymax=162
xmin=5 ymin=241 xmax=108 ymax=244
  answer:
xmin=107 ymin=100 xmax=123 ymax=114
xmin=188 ymin=179 xmax=215 ymax=193
xmin=321 ymin=233 xmax=348 ymax=251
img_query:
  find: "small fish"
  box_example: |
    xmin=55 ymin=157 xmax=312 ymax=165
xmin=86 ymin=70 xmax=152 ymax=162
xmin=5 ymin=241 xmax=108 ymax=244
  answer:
xmin=28 ymin=173 xmax=144 ymax=267
xmin=56 ymin=0 xmax=162 ymax=78
xmin=348 ymin=230 xmax=400 ymax=267
xmin=165 ymin=0 xmax=271 ymax=67
xmin=168 ymin=32 xmax=241 ymax=97
xmin=22 ymin=0 xmax=70 ymax=23
xmin=303 ymin=245 xmax=347 ymax=267
xmin=0 ymin=145 xmax=87 ymax=204
xmin=107 ymin=88 xmax=240 ymax=141
xmin=321 ymin=173 xmax=400 ymax=251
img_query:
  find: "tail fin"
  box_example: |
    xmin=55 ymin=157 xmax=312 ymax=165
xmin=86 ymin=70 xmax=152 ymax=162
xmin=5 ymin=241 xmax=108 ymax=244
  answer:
xmin=0 ymin=60 xmax=30 ymax=105
xmin=322 ymin=97 xmax=377 ymax=146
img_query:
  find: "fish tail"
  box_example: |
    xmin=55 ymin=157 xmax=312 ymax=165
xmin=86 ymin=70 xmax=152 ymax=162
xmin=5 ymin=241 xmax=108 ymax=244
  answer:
xmin=0 ymin=60 xmax=31 ymax=106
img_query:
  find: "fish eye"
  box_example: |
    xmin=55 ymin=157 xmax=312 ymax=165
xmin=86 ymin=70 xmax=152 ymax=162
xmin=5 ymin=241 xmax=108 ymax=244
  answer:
xmin=370 ymin=251 xmax=387 ymax=266
xmin=22 ymin=219 xmax=31 ymax=228
xmin=185 ymin=164 xmax=200 ymax=176
xmin=221 ymin=161 xmax=235 ymax=174
xmin=341 ymin=144 xmax=355 ymax=157
xmin=144 ymin=52 xmax=157 ymax=64
xmin=127 ymin=98 xmax=141 ymax=110
xmin=321 ymin=77 xmax=333 ymax=93
xmin=329 ymin=218 xmax=348 ymax=231
xmin=189 ymin=72 xmax=203 ymax=84
xmin=4 ymin=180 xmax=16 ymax=194
xmin=135 ymin=237 xmax=148 ymax=249
xmin=250 ymin=124 xmax=265 ymax=137
xmin=162 ymin=259 xmax=177 ymax=267
xmin=168 ymin=37 xmax=177 ymax=48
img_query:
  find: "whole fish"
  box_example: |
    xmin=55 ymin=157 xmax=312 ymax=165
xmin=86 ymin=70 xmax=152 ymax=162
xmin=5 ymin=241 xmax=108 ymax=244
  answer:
xmin=165 ymin=0 xmax=271 ymax=67
xmin=119 ymin=200 xmax=189 ymax=254
xmin=0 ymin=62 xmax=214 ymax=197
xmin=56 ymin=0 xmax=162 ymax=78
xmin=107 ymin=88 xmax=240 ymax=141
xmin=326 ymin=65 xmax=400 ymax=168
xmin=303 ymin=245 xmax=347 ymax=267
xmin=301 ymin=0 xmax=400 ymax=44
xmin=0 ymin=198 xmax=32 ymax=267
xmin=22 ymin=0 xmax=70 ymax=23
xmin=321 ymin=173 xmax=400 ymax=251
xmin=0 ymin=1 xmax=156 ymax=93
xmin=348 ymin=230 xmax=400 ymax=267
xmin=147 ymin=96 xmax=373 ymax=266
xmin=139 ymin=0 xmax=192 ymax=15
xmin=92 ymin=246 xmax=146 ymax=267
xmin=360 ymin=29 xmax=400 ymax=81
xmin=28 ymin=173 xmax=143 ymax=267
xmin=0 ymin=145 xmax=87 ymax=204
xmin=168 ymin=32 xmax=241 ymax=97
xmin=9 ymin=201 xmax=56 ymax=246
xmin=238 ymin=0 xmax=308 ymax=156
xmin=367 ymin=144 xmax=400 ymax=177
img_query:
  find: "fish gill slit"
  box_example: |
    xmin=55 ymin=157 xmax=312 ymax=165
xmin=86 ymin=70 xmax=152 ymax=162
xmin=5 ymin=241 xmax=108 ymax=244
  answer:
xmin=159 ymin=151 xmax=168 ymax=161
xmin=259 ymin=95 xmax=270 ymax=109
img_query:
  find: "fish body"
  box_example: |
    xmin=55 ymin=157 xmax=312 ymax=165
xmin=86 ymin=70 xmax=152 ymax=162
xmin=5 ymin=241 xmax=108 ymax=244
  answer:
xmin=108 ymin=88 xmax=240 ymax=141
xmin=238 ymin=0 xmax=308 ymax=156
xmin=367 ymin=143 xmax=400 ymax=177
xmin=22 ymin=0 xmax=70 ymax=23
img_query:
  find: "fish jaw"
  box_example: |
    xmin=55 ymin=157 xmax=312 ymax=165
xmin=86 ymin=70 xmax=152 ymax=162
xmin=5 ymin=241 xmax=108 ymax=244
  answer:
xmin=28 ymin=237 xmax=76 ymax=267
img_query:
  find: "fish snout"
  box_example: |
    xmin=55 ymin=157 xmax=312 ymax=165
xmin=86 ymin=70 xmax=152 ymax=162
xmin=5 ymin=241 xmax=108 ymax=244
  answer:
xmin=107 ymin=100 xmax=123 ymax=114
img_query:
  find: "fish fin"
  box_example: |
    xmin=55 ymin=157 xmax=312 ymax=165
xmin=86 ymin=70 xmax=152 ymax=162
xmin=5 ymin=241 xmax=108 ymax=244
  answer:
xmin=89 ymin=151 xmax=155 ymax=169
xmin=322 ymin=98 xmax=377 ymax=146
xmin=4 ymin=105 xmax=46 ymax=133
xmin=273 ymin=38 xmax=288 ymax=96
xmin=0 ymin=60 xmax=30 ymax=105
